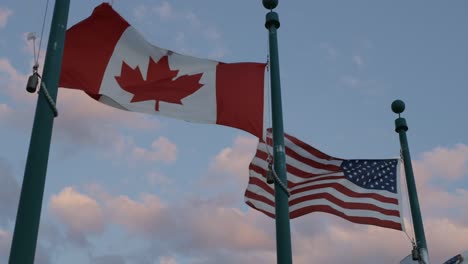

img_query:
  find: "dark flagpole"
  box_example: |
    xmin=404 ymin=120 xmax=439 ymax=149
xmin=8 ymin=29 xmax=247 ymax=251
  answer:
xmin=263 ymin=1 xmax=293 ymax=263
xmin=9 ymin=1 xmax=70 ymax=263
xmin=392 ymin=100 xmax=430 ymax=264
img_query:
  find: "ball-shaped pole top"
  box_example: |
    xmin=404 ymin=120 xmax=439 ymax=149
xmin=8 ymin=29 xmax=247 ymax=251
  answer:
xmin=391 ymin=100 xmax=405 ymax=114
xmin=263 ymin=0 xmax=278 ymax=10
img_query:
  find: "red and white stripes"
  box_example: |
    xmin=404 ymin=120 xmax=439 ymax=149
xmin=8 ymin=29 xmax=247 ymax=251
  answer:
xmin=244 ymin=131 xmax=404 ymax=231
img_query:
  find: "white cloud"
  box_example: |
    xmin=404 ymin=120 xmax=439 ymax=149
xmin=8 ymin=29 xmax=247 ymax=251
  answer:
xmin=92 ymin=255 xmax=126 ymax=264
xmin=0 ymin=158 xmax=20 ymax=225
xmin=341 ymin=74 xmax=360 ymax=88
xmin=185 ymin=12 xmax=201 ymax=28
xmin=352 ymin=54 xmax=364 ymax=67
xmin=320 ymin=42 xmax=338 ymax=59
xmin=0 ymin=8 xmax=12 ymax=28
xmin=131 ymin=3 xmax=228 ymax=59
xmin=340 ymin=74 xmax=384 ymax=95
xmin=0 ymin=58 xmax=22 ymax=80
xmin=204 ymin=28 xmax=221 ymax=41
xmin=0 ymin=229 xmax=11 ymax=259
xmin=54 ymin=90 xmax=159 ymax=154
xmin=0 ymin=58 xmax=27 ymax=100
xmin=105 ymin=193 xmax=168 ymax=235
xmin=133 ymin=2 xmax=174 ymax=21
xmin=132 ymin=136 xmax=177 ymax=163
xmin=175 ymin=32 xmax=185 ymax=47
xmin=0 ymin=103 xmax=12 ymax=120
xmin=211 ymin=135 xmax=258 ymax=178
xmin=159 ymin=256 xmax=177 ymax=264
xmin=132 ymin=5 xmax=147 ymax=20
xmin=44 ymin=142 xmax=468 ymax=263
xmin=410 ymin=144 xmax=468 ymax=224
xmin=49 ymin=187 xmax=104 ymax=237
xmin=153 ymin=2 xmax=173 ymax=20
xmin=0 ymin=57 xmax=160 ymax=155
xmin=419 ymin=144 xmax=468 ymax=180
xmin=147 ymin=171 xmax=172 ymax=186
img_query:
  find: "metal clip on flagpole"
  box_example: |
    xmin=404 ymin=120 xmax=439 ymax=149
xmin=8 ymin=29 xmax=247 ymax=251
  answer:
xmin=39 ymin=80 xmax=59 ymax=117
xmin=266 ymin=156 xmax=290 ymax=197
xmin=268 ymin=164 xmax=291 ymax=197
xmin=263 ymin=1 xmax=293 ymax=263
xmin=392 ymin=100 xmax=430 ymax=264
xmin=27 ymin=65 xmax=59 ymax=117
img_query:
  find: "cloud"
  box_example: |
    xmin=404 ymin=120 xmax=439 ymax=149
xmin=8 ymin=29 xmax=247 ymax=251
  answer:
xmin=340 ymin=74 xmax=384 ymax=95
xmin=199 ymin=135 xmax=258 ymax=200
xmin=159 ymin=256 xmax=177 ymax=264
xmin=133 ymin=2 xmax=173 ymax=21
xmin=132 ymin=136 xmax=177 ymax=163
xmin=131 ymin=3 xmax=228 ymax=59
xmin=0 ymin=58 xmax=22 ymax=80
xmin=184 ymin=12 xmax=201 ymax=28
xmin=103 ymin=195 xmax=274 ymax=253
xmin=0 ymin=8 xmax=12 ymax=28
xmin=50 ymin=183 xmax=274 ymax=259
xmin=410 ymin=143 xmax=468 ymax=227
xmin=290 ymin=143 xmax=466 ymax=263
xmin=183 ymin=205 xmax=274 ymax=252
xmin=91 ymin=255 xmax=126 ymax=264
xmin=147 ymin=171 xmax=172 ymax=186
xmin=291 ymin=224 xmax=408 ymax=264
xmin=55 ymin=89 xmax=159 ymax=148
xmin=0 ymin=228 xmax=51 ymax=264
xmin=418 ymin=144 xmax=468 ymax=180
xmin=49 ymin=187 xmax=104 ymax=242
xmin=0 ymin=57 xmax=160 ymax=156
xmin=341 ymin=74 xmax=361 ymax=88
xmin=0 ymin=103 xmax=12 ymax=120
xmin=0 ymin=159 xmax=53 ymax=264
xmin=0 ymin=58 xmax=29 ymax=103
xmin=105 ymin=193 xmax=168 ymax=235
xmin=0 ymin=229 xmax=11 ymax=260
xmin=0 ymin=158 xmax=20 ymax=225
xmin=211 ymin=135 xmax=258 ymax=179
xmin=320 ymin=42 xmax=338 ymax=59
xmin=46 ymin=142 xmax=468 ymax=263
xmin=352 ymin=54 xmax=364 ymax=67
xmin=153 ymin=1 xmax=173 ymax=20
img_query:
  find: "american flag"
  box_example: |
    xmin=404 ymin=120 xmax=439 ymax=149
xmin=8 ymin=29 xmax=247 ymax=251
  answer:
xmin=244 ymin=130 xmax=404 ymax=231
xmin=443 ymin=254 xmax=463 ymax=264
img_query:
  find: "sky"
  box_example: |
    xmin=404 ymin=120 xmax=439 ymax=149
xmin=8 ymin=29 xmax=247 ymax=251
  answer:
xmin=1 ymin=0 xmax=468 ymax=263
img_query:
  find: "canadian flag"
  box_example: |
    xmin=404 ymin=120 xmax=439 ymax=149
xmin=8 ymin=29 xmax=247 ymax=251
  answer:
xmin=59 ymin=3 xmax=267 ymax=138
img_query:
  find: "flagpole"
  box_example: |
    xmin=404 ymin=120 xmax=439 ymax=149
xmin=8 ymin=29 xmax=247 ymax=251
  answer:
xmin=9 ymin=1 xmax=70 ymax=263
xmin=392 ymin=100 xmax=430 ymax=264
xmin=263 ymin=1 xmax=293 ymax=263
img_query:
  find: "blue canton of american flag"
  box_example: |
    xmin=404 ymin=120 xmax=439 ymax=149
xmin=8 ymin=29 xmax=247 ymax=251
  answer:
xmin=245 ymin=129 xmax=405 ymax=231
xmin=342 ymin=159 xmax=399 ymax=193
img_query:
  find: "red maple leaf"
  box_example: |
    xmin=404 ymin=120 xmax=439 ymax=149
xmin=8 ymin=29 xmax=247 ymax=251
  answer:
xmin=115 ymin=56 xmax=204 ymax=111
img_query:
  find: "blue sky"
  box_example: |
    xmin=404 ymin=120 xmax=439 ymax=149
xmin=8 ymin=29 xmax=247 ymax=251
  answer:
xmin=1 ymin=1 xmax=468 ymax=263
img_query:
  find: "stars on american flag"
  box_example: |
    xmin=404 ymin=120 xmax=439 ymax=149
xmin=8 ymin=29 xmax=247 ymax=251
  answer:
xmin=341 ymin=159 xmax=398 ymax=193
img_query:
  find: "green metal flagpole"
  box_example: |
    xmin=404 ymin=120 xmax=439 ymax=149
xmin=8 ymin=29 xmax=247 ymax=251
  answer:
xmin=391 ymin=100 xmax=430 ymax=264
xmin=9 ymin=0 xmax=70 ymax=263
xmin=263 ymin=1 xmax=293 ymax=263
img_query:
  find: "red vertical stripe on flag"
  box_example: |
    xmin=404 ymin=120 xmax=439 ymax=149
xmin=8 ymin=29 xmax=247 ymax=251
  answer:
xmin=59 ymin=3 xmax=129 ymax=94
xmin=215 ymin=62 xmax=266 ymax=138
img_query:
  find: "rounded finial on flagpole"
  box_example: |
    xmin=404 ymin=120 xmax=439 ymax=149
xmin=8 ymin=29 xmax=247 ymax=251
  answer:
xmin=391 ymin=99 xmax=405 ymax=114
xmin=263 ymin=0 xmax=278 ymax=10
